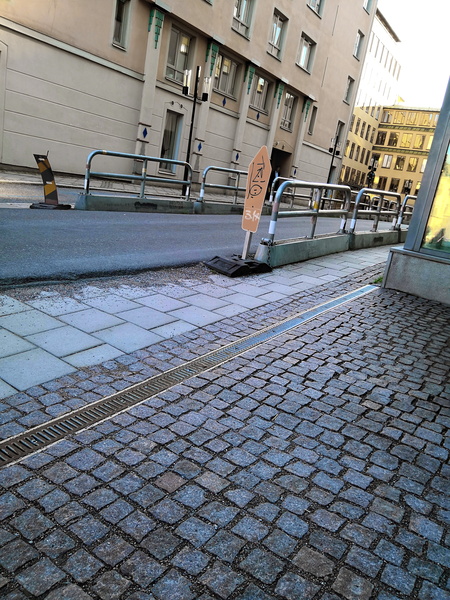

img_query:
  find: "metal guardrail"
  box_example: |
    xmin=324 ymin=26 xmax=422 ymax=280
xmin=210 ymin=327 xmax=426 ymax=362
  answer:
xmin=348 ymin=188 xmax=402 ymax=233
xmin=83 ymin=150 xmax=193 ymax=201
xmin=261 ymin=181 xmax=353 ymax=244
xmin=396 ymin=194 xmax=416 ymax=229
xmin=198 ymin=166 xmax=248 ymax=204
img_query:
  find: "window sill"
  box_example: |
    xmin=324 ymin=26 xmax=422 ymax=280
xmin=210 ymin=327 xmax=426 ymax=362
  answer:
xmin=307 ymin=5 xmax=322 ymax=17
xmin=295 ymin=63 xmax=311 ymax=75
xmin=112 ymin=42 xmax=127 ymax=51
xmin=280 ymin=125 xmax=293 ymax=133
xmin=267 ymin=49 xmax=281 ymax=61
xmin=231 ymin=26 xmax=250 ymax=40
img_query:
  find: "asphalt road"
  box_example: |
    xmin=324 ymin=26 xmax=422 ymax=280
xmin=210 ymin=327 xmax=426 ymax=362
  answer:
xmin=0 ymin=206 xmax=378 ymax=285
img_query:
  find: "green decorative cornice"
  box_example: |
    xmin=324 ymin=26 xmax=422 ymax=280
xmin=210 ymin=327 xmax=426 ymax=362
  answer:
xmin=206 ymin=41 xmax=220 ymax=77
xmin=378 ymin=124 xmax=436 ymax=133
xmin=149 ymin=8 xmax=164 ymax=49
xmin=372 ymin=145 xmax=428 ymax=156
xmin=245 ymin=64 xmax=256 ymax=94
xmin=275 ymin=82 xmax=284 ymax=108
xmin=303 ymin=98 xmax=312 ymax=121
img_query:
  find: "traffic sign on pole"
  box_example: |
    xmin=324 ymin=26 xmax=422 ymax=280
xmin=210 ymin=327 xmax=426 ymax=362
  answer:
xmin=242 ymin=145 xmax=271 ymax=233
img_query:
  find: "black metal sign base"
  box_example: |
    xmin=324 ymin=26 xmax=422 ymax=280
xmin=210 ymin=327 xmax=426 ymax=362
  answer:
xmin=205 ymin=255 xmax=272 ymax=278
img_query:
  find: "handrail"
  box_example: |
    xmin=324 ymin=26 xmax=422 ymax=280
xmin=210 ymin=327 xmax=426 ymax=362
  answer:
xmin=349 ymin=188 xmax=401 ymax=233
xmin=84 ymin=150 xmax=193 ymax=201
xmin=396 ymin=194 xmax=416 ymax=229
xmin=261 ymin=180 xmax=353 ymax=244
xmin=198 ymin=166 xmax=248 ymax=205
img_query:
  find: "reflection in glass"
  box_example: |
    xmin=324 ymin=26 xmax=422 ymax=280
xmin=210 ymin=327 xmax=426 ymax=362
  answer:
xmin=422 ymin=142 xmax=450 ymax=253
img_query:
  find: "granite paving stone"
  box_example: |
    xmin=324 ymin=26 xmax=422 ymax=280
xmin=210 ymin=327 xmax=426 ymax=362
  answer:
xmin=0 ymin=250 xmax=449 ymax=599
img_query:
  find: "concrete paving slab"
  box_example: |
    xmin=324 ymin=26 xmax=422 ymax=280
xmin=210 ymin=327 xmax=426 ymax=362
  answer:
xmin=151 ymin=321 xmax=198 ymax=339
xmin=84 ymin=294 xmax=142 ymax=314
xmin=0 ymin=310 xmax=62 ymax=336
xmin=168 ymin=306 xmax=224 ymax=326
xmin=214 ymin=304 xmax=247 ymax=318
xmin=59 ymin=309 xmax=124 ymax=333
xmin=64 ymin=344 xmax=124 ymax=368
xmin=226 ymin=282 xmax=267 ymax=296
xmin=0 ymin=329 xmax=34 ymax=358
xmin=0 ymin=296 xmax=31 ymax=316
xmin=216 ymin=293 xmax=268 ymax=309
xmin=25 ymin=326 xmax=101 ymax=357
xmin=0 ymin=348 xmax=76 ymax=390
xmin=27 ymin=297 xmax=86 ymax=316
xmin=192 ymin=284 xmax=235 ymax=298
xmin=92 ymin=323 xmax=163 ymax=352
xmin=116 ymin=306 xmax=176 ymax=329
xmin=135 ymin=294 xmax=188 ymax=312
xmin=0 ymin=379 xmax=16 ymax=399
xmin=185 ymin=294 xmax=229 ymax=310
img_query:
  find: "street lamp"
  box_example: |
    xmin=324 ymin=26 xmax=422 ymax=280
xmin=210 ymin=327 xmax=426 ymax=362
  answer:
xmin=182 ymin=66 xmax=210 ymax=195
xmin=327 ymin=137 xmax=341 ymax=184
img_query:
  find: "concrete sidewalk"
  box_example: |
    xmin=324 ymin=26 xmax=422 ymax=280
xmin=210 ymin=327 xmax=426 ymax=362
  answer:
xmin=0 ymin=246 xmax=449 ymax=600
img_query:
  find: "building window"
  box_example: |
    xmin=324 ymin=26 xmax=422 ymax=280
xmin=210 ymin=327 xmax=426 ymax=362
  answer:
xmin=421 ymin=158 xmax=427 ymax=173
xmin=344 ymin=77 xmax=354 ymax=103
xmin=387 ymin=132 xmax=399 ymax=147
xmin=427 ymin=136 xmax=434 ymax=150
xmin=113 ymin=0 xmax=131 ymax=48
xmin=250 ymin=75 xmax=270 ymax=112
xmin=389 ymin=178 xmax=400 ymax=192
xmin=307 ymin=0 xmax=323 ymax=15
xmin=354 ymin=31 xmax=364 ymax=59
xmin=160 ymin=111 xmax=183 ymax=172
xmin=233 ymin=0 xmax=253 ymax=37
xmin=355 ymin=146 xmax=360 ymax=162
xmin=400 ymin=133 xmax=412 ymax=148
xmin=280 ymin=92 xmax=296 ymax=130
xmin=355 ymin=118 xmax=361 ymax=135
xmin=308 ymin=105 xmax=318 ymax=135
xmin=402 ymin=179 xmax=413 ymax=194
xmin=407 ymin=157 xmax=418 ymax=172
xmin=268 ymin=11 xmax=286 ymax=58
xmin=393 ymin=111 xmax=406 ymax=125
xmin=381 ymin=110 xmax=392 ymax=123
xmin=363 ymin=0 xmax=373 ymax=13
xmin=394 ymin=156 xmax=405 ymax=171
xmin=381 ymin=154 xmax=393 ymax=168
xmin=360 ymin=148 xmax=366 ymax=164
xmin=407 ymin=112 xmax=418 ymax=125
xmin=166 ymin=28 xmax=191 ymax=84
xmin=214 ymin=54 xmax=238 ymax=97
xmin=349 ymin=143 xmax=355 ymax=159
xmin=377 ymin=176 xmax=387 ymax=190
xmin=297 ymin=34 xmax=316 ymax=72
xmin=414 ymin=134 xmax=425 ymax=150
xmin=376 ymin=131 xmax=386 ymax=145
xmin=360 ymin=122 xmax=366 ymax=138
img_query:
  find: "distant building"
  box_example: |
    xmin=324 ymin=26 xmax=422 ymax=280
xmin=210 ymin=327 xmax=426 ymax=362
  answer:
xmin=0 ymin=0 xmax=376 ymax=184
xmin=371 ymin=106 xmax=440 ymax=196
xmin=340 ymin=9 xmax=401 ymax=189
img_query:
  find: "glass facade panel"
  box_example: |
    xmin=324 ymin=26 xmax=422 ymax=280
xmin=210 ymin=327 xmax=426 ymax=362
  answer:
xmin=421 ymin=142 xmax=450 ymax=254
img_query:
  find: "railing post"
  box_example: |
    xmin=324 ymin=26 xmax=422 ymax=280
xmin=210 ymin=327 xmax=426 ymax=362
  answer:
xmin=139 ymin=158 xmax=148 ymax=199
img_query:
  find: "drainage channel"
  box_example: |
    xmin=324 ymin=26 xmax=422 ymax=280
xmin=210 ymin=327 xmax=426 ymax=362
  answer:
xmin=0 ymin=285 xmax=377 ymax=466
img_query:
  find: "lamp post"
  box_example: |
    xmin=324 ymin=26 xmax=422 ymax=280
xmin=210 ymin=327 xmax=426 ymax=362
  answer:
xmin=182 ymin=66 xmax=209 ymax=195
xmin=327 ymin=136 xmax=341 ymax=184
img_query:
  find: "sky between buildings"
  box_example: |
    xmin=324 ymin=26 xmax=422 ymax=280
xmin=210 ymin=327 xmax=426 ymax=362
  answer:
xmin=377 ymin=0 xmax=449 ymax=109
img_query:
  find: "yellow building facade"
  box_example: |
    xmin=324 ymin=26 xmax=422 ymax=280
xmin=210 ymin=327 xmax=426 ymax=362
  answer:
xmin=371 ymin=107 xmax=439 ymax=196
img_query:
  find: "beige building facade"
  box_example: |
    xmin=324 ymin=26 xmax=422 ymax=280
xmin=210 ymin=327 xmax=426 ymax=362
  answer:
xmin=340 ymin=9 xmax=401 ymax=189
xmin=0 ymin=0 xmax=376 ymax=183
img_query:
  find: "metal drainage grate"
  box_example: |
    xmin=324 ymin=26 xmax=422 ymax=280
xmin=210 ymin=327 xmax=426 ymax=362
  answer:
xmin=0 ymin=285 xmax=377 ymax=466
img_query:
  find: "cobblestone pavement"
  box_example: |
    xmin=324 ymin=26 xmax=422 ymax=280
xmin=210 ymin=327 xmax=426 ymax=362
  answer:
xmin=0 ymin=251 xmax=449 ymax=599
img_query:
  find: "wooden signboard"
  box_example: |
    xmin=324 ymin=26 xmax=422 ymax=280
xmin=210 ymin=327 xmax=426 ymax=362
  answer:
xmin=242 ymin=145 xmax=271 ymax=233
